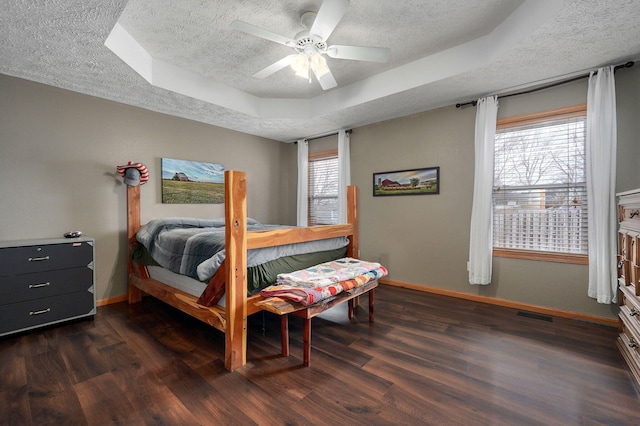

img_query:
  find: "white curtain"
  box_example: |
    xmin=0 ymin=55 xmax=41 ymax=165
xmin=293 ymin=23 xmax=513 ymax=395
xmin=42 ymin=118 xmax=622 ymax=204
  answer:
xmin=468 ymin=96 xmax=499 ymax=285
xmin=587 ymin=66 xmax=618 ymax=304
xmin=338 ymin=130 xmax=351 ymax=224
xmin=296 ymin=139 xmax=308 ymax=226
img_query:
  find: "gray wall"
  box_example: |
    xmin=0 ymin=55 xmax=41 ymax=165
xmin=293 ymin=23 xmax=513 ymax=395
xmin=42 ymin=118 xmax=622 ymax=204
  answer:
xmin=2 ymin=65 xmax=638 ymax=319
xmin=347 ymin=66 xmax=640 ymax=320
xmin=0 ymin=74 xmax=289 ymax=302
xmin=615 ymin=66 xmax=640 ymax=192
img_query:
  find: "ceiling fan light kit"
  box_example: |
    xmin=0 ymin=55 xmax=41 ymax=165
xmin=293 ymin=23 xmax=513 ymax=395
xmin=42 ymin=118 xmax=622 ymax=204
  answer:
xmin=291 ymin=51 xmax=330 ymax=81
xmin=231 ymin=0 xmax=390 ymax=90
xmin=291 ymin=54 xmax=310 ymax=79
xmin=309 ymin=53 xmax=330 ymax=77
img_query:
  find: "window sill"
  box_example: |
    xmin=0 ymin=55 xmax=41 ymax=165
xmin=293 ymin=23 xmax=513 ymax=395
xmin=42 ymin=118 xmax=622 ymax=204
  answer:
xmin=493 ymin=249 xmax=588 ymax=265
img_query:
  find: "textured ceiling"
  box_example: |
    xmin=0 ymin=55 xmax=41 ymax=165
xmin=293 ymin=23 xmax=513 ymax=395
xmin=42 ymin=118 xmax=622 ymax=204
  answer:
xmin=2 ymin=0 xmax=640 ymax=142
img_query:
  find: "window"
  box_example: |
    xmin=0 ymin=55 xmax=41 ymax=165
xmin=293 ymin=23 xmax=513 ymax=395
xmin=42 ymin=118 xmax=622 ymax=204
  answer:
xmin=493 ymin=105 xmax=588 ymax=264
xmin=308 ymin=150 xmax=339 ymax=226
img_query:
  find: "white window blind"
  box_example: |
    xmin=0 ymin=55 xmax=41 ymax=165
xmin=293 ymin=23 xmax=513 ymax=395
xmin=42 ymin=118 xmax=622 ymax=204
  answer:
xmin=308 ymin=151 xmax=339 ymax=226
xmin=493 ymin=109 xmax=587 ymax=254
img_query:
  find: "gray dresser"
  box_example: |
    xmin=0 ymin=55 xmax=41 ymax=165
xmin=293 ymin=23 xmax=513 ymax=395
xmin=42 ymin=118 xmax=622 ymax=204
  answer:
xmin=0 ymin=237 xmax=96 ymax=336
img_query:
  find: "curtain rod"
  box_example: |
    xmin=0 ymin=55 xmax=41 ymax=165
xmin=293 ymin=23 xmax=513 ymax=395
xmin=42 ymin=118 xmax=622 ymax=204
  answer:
xmin=294 ymin=129 xmax=352 ymax=144
xmin=455 ymin=61 xmax=634 ymax=109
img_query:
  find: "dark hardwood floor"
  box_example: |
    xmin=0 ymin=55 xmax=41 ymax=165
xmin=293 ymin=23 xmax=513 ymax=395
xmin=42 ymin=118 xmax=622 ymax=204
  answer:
xmin=1 ymin=285 xmax=639 ymax=425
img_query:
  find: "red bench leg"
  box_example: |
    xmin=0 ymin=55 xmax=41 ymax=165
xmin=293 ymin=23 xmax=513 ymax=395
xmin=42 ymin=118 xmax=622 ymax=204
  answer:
xmin=281 ymin=315 xmax=289 ymax=357
xmin=303 ymin=318 xmax=311 ymax=367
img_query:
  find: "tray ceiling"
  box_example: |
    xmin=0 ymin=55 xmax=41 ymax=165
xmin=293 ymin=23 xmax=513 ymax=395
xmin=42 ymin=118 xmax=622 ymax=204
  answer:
xmin=2 ymin=0 xmax=639 ymax=142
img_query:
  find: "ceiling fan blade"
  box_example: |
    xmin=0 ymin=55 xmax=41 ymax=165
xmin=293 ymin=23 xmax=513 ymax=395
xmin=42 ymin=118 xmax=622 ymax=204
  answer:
xmin=314 ymin=67 xmax=338 ymax=90
xmin=326 ymin=45 xmax=390 ymax=63
xmin=231 ymin=20 xmax=296 ymax=47
xmin=252 ymin=55 xmax=297 ymax=79
xmin=309 ymin=0 xmax=349 ymax=41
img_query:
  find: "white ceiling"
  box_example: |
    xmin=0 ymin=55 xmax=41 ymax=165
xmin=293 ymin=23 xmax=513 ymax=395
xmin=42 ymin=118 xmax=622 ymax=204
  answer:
xmin=2 ymin=0 xmax=639 ymax=142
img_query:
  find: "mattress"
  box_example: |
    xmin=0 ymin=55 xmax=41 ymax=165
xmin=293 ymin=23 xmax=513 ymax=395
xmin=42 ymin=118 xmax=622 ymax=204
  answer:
xmin=144 ymin=245 xmax=349 ymax=306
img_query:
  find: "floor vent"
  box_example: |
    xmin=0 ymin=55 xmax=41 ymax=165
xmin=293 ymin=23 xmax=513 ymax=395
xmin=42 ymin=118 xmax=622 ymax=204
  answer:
xmin=517 ymin=311 xmax=553 ymax=322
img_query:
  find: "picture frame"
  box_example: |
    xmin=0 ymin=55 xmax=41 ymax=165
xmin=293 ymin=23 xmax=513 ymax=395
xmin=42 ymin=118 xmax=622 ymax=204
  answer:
xmin=373 ymin=167 xmax=440 ymax=196
xmin=161 ymin=158 xmax=225 ymax=204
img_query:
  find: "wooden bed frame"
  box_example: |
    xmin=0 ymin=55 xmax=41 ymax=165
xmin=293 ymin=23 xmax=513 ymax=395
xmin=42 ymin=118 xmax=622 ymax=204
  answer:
xmin=126 ymin=170 xmax=359 ymax=371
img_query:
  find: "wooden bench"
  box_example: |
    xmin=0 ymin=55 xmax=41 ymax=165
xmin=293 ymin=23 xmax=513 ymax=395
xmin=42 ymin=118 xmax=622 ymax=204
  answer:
xmin=256 ymin=280 xmax=377 ymax=366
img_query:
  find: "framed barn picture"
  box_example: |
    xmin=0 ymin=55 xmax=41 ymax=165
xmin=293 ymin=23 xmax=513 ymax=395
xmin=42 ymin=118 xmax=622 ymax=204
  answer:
xmin=161 ymin=158 xmax=225 ymax=204
xmin=373 ymin=167 xmax=440 ymax=196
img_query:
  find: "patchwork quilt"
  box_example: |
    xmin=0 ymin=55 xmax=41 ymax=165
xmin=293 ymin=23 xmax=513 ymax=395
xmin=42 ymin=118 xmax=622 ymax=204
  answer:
xmin=260 ymin=257 xmax=388 ymax=305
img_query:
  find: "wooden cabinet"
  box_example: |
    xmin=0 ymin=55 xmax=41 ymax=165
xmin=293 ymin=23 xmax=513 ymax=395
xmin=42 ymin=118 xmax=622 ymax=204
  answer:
xmin=617 ymin=189 xmax=640 ymax=387
xmin=0 ymin=237 xmax=96 ymax=336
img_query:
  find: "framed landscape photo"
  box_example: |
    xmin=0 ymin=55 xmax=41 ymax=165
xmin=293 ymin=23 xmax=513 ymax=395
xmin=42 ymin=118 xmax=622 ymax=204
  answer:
xmin=161 ymin=158 xmax=225 ymax=204
xmin=373 ymin=167 xmax=440 ymax=196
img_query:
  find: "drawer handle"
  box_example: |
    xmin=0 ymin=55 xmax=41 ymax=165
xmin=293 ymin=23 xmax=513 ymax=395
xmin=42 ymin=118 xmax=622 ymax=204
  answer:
xmin=29 ymin=282 xmax=51 ymax=289
xmin=631 ymin=210 xmax=640 ymax=219
xmin=631 ymin=308 xmax=640 ymax=317
xmin=29 ymin=308 xmax=51 ymax=316
xmin=28 ymin=256 xmax=50 ymax=262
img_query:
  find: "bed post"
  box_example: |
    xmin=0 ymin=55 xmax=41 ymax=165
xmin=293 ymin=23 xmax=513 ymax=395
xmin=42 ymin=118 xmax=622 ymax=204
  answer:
xmin=347 ymin=185 xmax=359 ymax=258
xmin=224 ymin=170 xmax=248 ymax=371
xmin=127 ymin=184 xmax=143 ymax=304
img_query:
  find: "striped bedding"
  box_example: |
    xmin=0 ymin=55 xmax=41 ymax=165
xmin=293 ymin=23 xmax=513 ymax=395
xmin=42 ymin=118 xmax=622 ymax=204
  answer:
xmin=135 ymin=217 xmax=348 ymax=283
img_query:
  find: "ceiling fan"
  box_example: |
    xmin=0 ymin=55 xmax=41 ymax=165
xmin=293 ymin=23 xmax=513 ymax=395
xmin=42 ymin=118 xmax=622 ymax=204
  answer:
xmin=231 ymin=0 xmax=390 ymax=90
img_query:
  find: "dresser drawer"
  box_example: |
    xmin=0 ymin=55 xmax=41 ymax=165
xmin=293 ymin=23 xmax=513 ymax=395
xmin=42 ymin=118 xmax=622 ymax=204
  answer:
xmin=620 ymin=283 xmax=640 ymax=311
xmin=617 ymin=333 xmax=640 ymax=386
xmin=620 ymin=289 xmax=640 ymax=338
xmin=0 ymin=291 xmax=95 ymax=336
xmin=618 ymin=190 xmax=640 ymax=233
xmin=618 ymin=311 xmax=640 ymax=380
xmin=0 ymin=266 xmax=93 ymax=304
xmin=620 ymin=203 xmax=640 ymax=228
xmin=0 ymin=241 xmax=93 ymax=276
